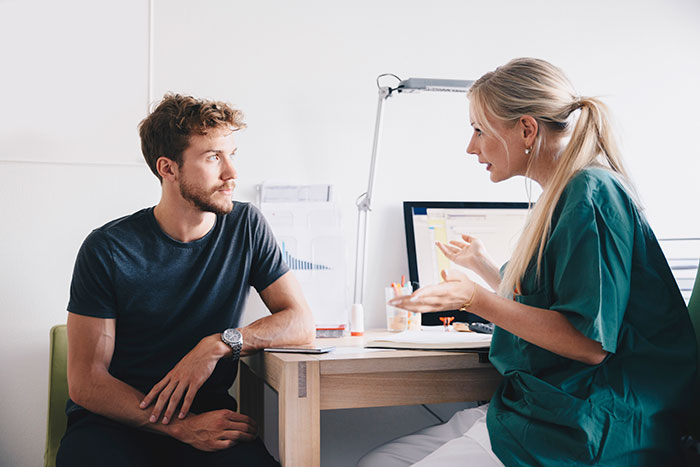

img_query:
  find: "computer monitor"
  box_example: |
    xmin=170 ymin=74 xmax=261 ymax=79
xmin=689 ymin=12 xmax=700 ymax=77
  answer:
xmin=403 ymin=201 xmax=530 ymax=324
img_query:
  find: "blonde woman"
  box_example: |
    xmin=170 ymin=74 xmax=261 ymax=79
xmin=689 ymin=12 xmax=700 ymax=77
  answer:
xmin=359 ymin=59 xmax=696 ymax=466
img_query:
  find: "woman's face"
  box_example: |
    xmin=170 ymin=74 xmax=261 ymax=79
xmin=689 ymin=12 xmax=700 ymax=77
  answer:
xmin=466 ymin=103 xmax=530 ymax=183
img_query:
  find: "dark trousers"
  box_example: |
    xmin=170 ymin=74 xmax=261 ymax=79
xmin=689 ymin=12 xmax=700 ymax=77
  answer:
xmin=56 ymin=396 xmax=280 ymax=467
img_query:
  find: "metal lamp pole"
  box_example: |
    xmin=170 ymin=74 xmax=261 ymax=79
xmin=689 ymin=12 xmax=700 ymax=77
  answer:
xmin=350 ymin=76 xmax=474 ymax=335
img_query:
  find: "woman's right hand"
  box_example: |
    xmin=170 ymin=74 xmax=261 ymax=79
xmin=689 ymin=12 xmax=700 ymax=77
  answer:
xmin=436 ymin=235 xmax=502 ymax=291
xmin=389 ymin=269 xmax=477 ymax=314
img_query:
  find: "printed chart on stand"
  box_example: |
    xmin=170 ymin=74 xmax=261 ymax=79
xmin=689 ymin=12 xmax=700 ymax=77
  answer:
xmin=260 ymin=186 xmax=348 ymax=329
xmin=280 ymin=240 xmax=331 ymax=272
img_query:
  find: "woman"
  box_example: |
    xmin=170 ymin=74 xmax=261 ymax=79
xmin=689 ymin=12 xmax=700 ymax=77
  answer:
xmin=359 ymin=58 xmax=696 ymax=466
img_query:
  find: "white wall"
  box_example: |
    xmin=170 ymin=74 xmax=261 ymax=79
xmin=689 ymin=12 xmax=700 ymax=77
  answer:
xmin=1 ymin=0 xmax=699 ymax=465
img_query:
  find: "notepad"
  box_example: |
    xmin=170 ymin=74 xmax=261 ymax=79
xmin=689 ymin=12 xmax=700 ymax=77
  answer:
xmin=365 ymin=330 xmax=491 ymax=350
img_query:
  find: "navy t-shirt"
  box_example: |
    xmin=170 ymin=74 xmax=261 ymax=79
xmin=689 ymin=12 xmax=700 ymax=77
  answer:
xmin=67 ymin=202 xmax=288 ymax=415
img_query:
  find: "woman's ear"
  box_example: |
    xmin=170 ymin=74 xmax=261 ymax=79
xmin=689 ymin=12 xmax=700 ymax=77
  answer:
xmin=520 ymin=115 xmax=538 ymax=147
xmin=156 ymin=156 xmax=178 ymax=182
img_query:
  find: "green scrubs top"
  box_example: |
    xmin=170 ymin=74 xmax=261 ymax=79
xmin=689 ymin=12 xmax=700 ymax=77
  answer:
xmin=487 ymin=168 xmax=697 ymax=466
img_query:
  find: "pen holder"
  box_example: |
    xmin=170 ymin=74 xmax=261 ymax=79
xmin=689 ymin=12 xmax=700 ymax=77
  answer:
xmin=407 ymin=310 xmax=421 ymax=331
xmin=385 ymin=285 xmax=413 ymax=332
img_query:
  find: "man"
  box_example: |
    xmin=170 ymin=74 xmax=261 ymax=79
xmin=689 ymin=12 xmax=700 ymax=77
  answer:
xmin=57 ymin=94 xmax=315 ymax=466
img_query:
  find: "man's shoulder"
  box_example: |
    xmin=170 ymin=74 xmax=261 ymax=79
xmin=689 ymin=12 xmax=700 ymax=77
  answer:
xmin=229 ymin=201 xmax=258 ymax=217
xmin=94 ymin=207 xmax=153 ymax=236
xmin=82 ymin=207 xmax=154 ymax=252
xmin=222 ymin=201 xmax=265 ymax=227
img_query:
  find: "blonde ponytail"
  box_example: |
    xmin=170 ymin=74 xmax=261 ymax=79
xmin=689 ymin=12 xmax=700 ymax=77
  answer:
xmin=466 ymin=59 xmax=637 ymax=297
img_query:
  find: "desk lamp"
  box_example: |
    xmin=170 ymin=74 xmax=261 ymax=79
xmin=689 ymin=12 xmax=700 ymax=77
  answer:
xmin=351 ymin=75 xmax=474 ymax=335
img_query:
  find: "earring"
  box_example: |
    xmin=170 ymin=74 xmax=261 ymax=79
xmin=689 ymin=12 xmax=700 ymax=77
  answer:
xmin=525 ymin=147 xmax=532 ymax=155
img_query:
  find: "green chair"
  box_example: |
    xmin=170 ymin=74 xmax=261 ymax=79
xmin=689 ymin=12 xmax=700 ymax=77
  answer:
xmin=45 ymin=324 xmax=68 ymax=467
xmin=690 ymin=261 xmax=700 ymax=391
xmin=682 ymin=261 xmax=700 ymax=467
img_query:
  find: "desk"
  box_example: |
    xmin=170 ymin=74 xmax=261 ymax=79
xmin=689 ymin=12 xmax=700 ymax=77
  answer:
xmin=239 ymin=331 xmax=502 ymax=467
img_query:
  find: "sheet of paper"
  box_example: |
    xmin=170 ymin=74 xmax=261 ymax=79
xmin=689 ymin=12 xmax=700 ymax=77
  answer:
xmin=371 ymin=330 xmax=492 ymax=345
xmin=330 ymin=347 xmax=396 ymax=355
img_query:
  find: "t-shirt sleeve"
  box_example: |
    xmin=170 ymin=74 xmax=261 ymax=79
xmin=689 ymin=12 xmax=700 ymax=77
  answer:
xmin=67 ymin=229 xmax=118 ymax=318
xmin=545 ymin=190 xmax=634 ymax=354
xmin=247 ymin=205 xmax=290 ymax=292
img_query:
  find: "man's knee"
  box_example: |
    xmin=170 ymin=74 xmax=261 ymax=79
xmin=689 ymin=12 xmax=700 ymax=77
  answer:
xmin=56 ymin=413 xmax=154 ymax=467
xmin=204 ymin=438 xmax=280 ymax=467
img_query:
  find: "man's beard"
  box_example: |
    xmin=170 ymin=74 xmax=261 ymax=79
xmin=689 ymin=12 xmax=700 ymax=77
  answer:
xmin=179 ymin=178 xmax=235 ymax=216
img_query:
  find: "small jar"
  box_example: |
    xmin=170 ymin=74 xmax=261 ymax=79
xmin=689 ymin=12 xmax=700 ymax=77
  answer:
xmin=407 ymin=311 xmax=421 ymax=331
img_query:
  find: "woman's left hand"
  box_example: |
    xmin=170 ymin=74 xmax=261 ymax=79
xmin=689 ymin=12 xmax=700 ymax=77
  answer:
xmin=389 ymin=269 xmax=477 ymax=313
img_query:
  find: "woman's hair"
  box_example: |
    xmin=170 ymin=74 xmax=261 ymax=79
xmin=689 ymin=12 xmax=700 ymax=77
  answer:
xmin=467 ymin=58 xmax=637 ymax=297
xmin=138 ymin=93 xmax=246 ymax=181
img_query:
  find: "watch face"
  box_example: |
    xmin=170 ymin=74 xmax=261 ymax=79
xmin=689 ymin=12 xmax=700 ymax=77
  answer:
xmin=223 ymin=328 xmax=242 ymax=345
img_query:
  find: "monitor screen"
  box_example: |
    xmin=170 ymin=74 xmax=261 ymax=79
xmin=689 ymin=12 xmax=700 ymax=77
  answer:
xmin=403 ymin=201 xmax=530 ymax=323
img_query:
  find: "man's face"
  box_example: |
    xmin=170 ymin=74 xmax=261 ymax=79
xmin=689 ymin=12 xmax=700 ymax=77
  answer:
xmin=177 ymin=127 xmax=238 ymax=215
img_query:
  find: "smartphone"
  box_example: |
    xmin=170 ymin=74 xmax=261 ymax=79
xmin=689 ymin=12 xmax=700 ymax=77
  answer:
xmin=263 ymin=345 xmax=336 ymax=354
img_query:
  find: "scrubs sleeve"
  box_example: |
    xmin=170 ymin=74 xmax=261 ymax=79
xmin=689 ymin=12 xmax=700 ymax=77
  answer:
xmin=545 ymin=197 xmax=634 ymax=354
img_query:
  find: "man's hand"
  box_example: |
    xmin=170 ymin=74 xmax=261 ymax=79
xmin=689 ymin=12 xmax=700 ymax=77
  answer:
xmin=140 ymin=334 xmax=229 ymax=424
xmin=169 ymin=410 xmax=257 ymax=452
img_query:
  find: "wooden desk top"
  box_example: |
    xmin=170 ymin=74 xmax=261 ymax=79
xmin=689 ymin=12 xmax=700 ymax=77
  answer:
xmin=242 ymin=331 xmax=496 ymax=398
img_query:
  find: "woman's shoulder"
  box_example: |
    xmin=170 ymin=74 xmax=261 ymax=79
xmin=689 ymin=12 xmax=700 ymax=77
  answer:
xmin=566 ymin=166 xmax=625 ymax=196
xmin=560 ymin=167 xmax=634 ymax=213
xmin=550 ymin=167 xmax=639 ymax=239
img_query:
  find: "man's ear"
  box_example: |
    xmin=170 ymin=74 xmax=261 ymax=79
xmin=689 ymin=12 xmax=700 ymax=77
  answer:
xmin=520 ymin=115 xmax=538 ymax=147
xmin=156 ymin=156 xmax=178 ymax=182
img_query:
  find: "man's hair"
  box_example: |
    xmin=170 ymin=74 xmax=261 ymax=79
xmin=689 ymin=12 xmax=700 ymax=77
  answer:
xmin=138 ymin=93 xmax=246 ymax=181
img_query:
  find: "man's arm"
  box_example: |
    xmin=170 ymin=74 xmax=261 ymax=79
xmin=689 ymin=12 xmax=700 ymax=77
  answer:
xmin=142 ymin=270 xmax=315 ymax=424
xmin=67 ymin=313 xmax=154 ymax=427
xmin=67 ymin=312 xmax=256 ymax=451
xmin=240 ymin=271 xmax=316 ymax=354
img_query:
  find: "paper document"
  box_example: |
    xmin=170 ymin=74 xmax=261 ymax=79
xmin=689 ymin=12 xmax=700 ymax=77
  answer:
xmin=365 ymin=330 xmax=491 ymax=350
xmin=257 ymin=182 xmax=332 ymax=203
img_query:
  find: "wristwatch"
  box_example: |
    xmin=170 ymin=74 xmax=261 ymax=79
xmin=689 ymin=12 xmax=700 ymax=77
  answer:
xmin=221 ymin=328 xmax=243 ymax=360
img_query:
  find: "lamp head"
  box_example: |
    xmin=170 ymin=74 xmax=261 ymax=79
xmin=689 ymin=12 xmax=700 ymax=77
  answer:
xmin=397 ymin=78 xmax=474 ymax=93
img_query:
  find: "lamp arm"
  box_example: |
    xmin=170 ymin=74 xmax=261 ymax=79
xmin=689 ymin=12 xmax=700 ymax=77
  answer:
xmin=351 ymin=87 xmax=391 ymax=331
xmin=363 ymin=86 xmax=390 ymax=210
